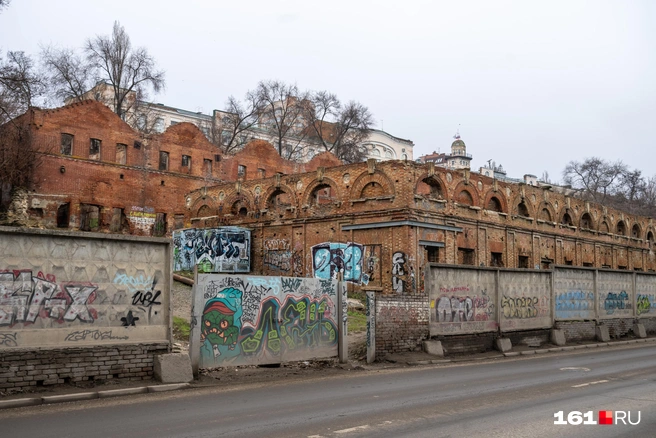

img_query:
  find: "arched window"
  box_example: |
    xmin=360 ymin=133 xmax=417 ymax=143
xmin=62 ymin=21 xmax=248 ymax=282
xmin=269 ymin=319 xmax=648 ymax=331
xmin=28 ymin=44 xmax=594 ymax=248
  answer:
xmin=632 ymin=224 xmax=641 ymax=238
xmin=517 ymin=201 xmax=529 ymax=217
xmin=648 ymin=231 xmax=654 ymax=242
xmin=417 ymin=177 xmax=444 ymax=199
xmin=267 ymin=189 xmax=292 ymax=211
xmin=600 ymin=221 xmax=610 ymax=233
xmin=457 ymin=190 xmax=474 ymax=206
xmin=311 ymin=184 xmax=334 ymax=205
xmin=581 ymin=213 xmax=593 ymax=229
xmin=561 ymin=212 xmax=573 ymax=226
xmin=197 ymin=205 xmax=212 ymax=217
xmin=486 ymin=196 xmax=503 ymax=212
xmin=371 ymin=148 xmax=381 ymax=157
xmin=617 ymin=221 xmax=626 ymax=236
xmin=361 ymin=181 xmax=384 ymax=198
xmin=384 ymin=150 xmax=393 ymax=159
xmin=540 ymin=208 xmax=552 ymax=222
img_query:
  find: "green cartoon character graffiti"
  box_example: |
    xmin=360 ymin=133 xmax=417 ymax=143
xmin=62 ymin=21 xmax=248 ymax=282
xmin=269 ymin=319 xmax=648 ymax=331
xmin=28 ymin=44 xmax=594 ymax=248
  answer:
xmin=200 ymin=288 xmax=242 ymax=364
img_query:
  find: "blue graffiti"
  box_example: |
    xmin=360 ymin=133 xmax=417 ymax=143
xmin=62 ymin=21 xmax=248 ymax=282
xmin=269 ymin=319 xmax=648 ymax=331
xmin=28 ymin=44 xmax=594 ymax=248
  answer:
xmin=311 ymin=242 xmax=363 ymax=283
xmin=555 ymin=290 xmax=594 ymax=319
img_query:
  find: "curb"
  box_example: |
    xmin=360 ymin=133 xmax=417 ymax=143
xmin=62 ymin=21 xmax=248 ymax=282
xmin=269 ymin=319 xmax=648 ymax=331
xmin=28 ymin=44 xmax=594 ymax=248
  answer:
xmin=0 ymin=383 xmax=191 ymax=410
xmin=502 ymin=337 xmax=655 ymax=358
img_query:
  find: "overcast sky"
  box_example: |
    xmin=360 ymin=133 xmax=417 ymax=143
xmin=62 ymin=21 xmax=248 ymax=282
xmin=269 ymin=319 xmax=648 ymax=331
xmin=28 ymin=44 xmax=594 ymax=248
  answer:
xmin=1 ymin=0 xmax=654 ymax=182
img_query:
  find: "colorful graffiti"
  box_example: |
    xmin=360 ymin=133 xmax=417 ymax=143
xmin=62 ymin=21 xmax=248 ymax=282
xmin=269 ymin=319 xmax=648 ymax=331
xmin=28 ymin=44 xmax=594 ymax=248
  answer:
xmin=604 ymin=291 xmax=629 ymax=315
xmin=637 ymin=294 xmax=654 ymax=316
xmin=555 ymin=290 xmax=595 ymax=320
xmin=173 ymin=227 xmax=251 ymax=273
xmin=311 ymin=242 xmax=363 ymax=283
xmin=196 ymin=275 xmax=339 ymax=367
xmin=434 ymin=290 xmax=494 ymax=322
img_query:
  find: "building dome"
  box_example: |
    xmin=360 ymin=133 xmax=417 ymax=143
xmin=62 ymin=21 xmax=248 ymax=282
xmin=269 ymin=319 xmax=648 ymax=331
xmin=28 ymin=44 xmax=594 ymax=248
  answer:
xmin=451 ymin=139 xmax=466 ymax=149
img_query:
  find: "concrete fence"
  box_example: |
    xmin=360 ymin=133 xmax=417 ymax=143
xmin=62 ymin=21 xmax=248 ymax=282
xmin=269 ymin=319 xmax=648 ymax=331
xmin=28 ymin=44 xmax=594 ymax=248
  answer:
xmin=189 ymin=273 xmax=346 ymax=373
xmin=0 ymin=226 xmax=172 ymax=390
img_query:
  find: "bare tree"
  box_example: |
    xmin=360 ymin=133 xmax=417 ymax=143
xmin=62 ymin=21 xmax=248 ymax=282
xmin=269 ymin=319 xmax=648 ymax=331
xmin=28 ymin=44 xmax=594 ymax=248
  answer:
xmin=255 ymin=80 xmax=310 ymax=160
xmin=41 ymin=46 xmax=93 ymax=104
xmin=0 ymin=0 xmax=10 ymax=12
xmin=84 ymin=21 xmax=165 ymax=120
xmin=562 ymin=157 xmax=627 ymax=204
xmin=304 ymin=90 xmax=373 ymax=163
xmin=214 ymin=92 xmax=264 ymax=154
xmin=0 ymin=51 xmax=47 ymax=123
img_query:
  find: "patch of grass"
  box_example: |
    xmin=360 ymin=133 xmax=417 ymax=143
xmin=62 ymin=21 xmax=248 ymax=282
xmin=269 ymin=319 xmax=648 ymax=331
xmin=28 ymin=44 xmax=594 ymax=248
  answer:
xmin=176 ymin=270 xmax=194 ymax=280
xmin=348 ymin=310 xmax=367 ymax=333
xmin=173 ymin=316 xmax=190 ymax=341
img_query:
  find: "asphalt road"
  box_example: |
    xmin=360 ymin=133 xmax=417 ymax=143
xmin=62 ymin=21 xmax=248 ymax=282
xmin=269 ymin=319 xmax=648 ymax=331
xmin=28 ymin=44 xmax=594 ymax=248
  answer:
xmin=2 ymin=344 xmax=656 ymax=438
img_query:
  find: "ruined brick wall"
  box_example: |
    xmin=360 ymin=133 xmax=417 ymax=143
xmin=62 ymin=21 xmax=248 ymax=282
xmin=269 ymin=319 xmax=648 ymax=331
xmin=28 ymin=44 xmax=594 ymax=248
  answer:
xmin=0 ymin=343 xmax=168 ymax=392
xmin=375 ymin=295 xmax=429 ymax=357
xmin=4 ymin=101 xmax=341 ymax=236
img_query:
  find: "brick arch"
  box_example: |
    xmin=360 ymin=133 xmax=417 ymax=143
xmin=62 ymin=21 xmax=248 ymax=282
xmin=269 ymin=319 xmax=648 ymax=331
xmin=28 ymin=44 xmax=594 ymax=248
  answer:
xmin=190 ymin=194 xmax=219 ymax=218
xmin=616 ymin=219 xmax=627 ymax=236
xmin=646 ymin=227 xmax=655 ymax=242
xmin=599 ymin=217 xmax=611 ymax=233
xmin=414 ymin=173 xmax=447 ymax=199
xmin=349 ymin=171 xmax=395 ymax=199
xmin=559 ymin=207 xmax=576 ymax=226
xmin=302 ymin=177 xmax=341 ymax=206
xmin=512 ymin=195 xmax=534 ymax=218
xmin=223 ymin=191 xmax=255 ymax=217
xmin=537 ymin=201 xmax=556 ymax=222
xmin=631 ymin=222 xmax=642 ymax=239
xmin=482 ymin=190 xmax=508 ymax=213
xmin=262 ymin=184 xmax=297 ymax=211
xmin=579 ymin=211 xmax=596 ymax=230
xmin=452 ymin=181 xmax=480 ymax=207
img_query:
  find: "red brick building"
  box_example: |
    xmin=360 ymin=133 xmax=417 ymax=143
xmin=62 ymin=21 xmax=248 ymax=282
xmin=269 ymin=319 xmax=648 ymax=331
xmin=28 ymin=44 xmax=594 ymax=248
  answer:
xmin=1 ymin=101 xmax=341 ymax=235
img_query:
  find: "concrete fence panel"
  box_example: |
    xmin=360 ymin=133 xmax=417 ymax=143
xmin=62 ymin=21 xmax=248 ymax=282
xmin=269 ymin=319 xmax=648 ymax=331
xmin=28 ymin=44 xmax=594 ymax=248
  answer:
xmin=428 ymin=267 xmax=497 ymax=336
xmin=554 ymin=268 xmax=596 ymax=320
xmin=636 ymin=273 xmax=656 ymax=318
xmin=0 ymin=227 xmax=171 ymax=349
xmin=597 ymin=271 xmax=633 ymax=319
xmin=191 ymin=274 xmax=339 ymax=368
xmin=498 ymin=271 xmax=552 ymax=331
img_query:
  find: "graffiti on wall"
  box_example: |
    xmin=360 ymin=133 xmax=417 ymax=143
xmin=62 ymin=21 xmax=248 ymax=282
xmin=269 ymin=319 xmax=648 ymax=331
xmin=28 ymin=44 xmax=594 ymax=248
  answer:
xmin=311 ymin=242 xmax=363 ymax=283
xmin=555 ymin=290 xmax=595 ymax=320
xmin=500 ymin=296 xmax=547 ymax=319
xmin=128 ymin=206 xmax=156 ymax=232
xmin=197 ymin=275 xmax=338 ymax=367
xmin=361 ymin=245 xmax=381 ymax=286
xmin=637 ymin=294 xmax=655 ymax=315
xmin=173 ymin=227 xmax=251 ymax=273
xmin=0 ymin=270 xmax=99 ymax=326
xmin=604 ymin=291 xmax=630 ymax=315
xmin=392 ymin=252 xmax=406 ymax=293
xmin=433 ymin=288 xmax=494 ymax=322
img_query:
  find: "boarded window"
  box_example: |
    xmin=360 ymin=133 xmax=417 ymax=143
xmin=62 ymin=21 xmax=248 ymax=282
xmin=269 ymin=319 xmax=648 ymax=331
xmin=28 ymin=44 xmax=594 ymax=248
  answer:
xmin=159 ymin=151 xmax=169 ymax=171
xmin=518 ymin=255 xmax=529 ymax=268
xmin=109 ymin=207 xmax=128 ymax=232
xmin=116 ymin=143 xmax=127 ymax=165
xmin=154 ymin=213 xmax=167 ymax=237
xmin=61 ymin=134 xmax=73 ymax=155
xmin=458 ymin=248 xmax=475 ymax=265
xmin=490 ymin=252 xmax=504 ymax=267
xmin=427 ymin=247 xmax=439 ymax=263
xmin=89 ymin=138 xmax=101 ymax=160
xmin=79 ymin=204 xmax=101 ymax=232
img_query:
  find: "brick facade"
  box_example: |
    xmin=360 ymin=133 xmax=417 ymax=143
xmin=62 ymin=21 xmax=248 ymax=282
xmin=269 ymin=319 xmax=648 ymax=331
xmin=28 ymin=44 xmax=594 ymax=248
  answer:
xmin=1 ymin=101 xmax=341 ymax=236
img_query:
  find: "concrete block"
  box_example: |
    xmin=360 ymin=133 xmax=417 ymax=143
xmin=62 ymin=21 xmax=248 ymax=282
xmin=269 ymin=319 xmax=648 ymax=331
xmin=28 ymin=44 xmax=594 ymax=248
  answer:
xmin=495 ymin=338 xmax=512 ymax=353
xmin=595 ymin=325 xmax=610 ymax=342
xmin=153 ymin=353 xmax=193 ymax=384
xmin=422 ymin=340 xmax=444 ymax=357
xmin=550 ymin=329 xmax=566 ymax=346
xmin=634 ymin=323 xmax=647 ymax=338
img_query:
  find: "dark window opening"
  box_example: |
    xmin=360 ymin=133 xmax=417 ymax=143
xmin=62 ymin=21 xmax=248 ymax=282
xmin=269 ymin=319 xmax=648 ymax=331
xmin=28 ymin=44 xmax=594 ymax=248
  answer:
xmin=182 ymin=155 xmax=191 ymax=168
xmin=267 ymin=189 xmax=292 ymax=211
xmin=616 ymin=221 xmax=626 ymax=236
xmin=518 ymin=255 xmax=529 ymax=268
xmin=89 ymin=138 xmax=101 ymax=159
xmin=565 ymin=260 xmax=573 ymax=266
xmin=561 ymin=212 xmax=573 ymax=226
xmin=427 ymin=247 xmax=439 ymax=263
xmin=581 ymin=213 xmax=592 ymax=229
xmin=490 ymin=252 xmax=504 ymax=267
xmin=237 ymin=165 xmax=246 ymax=178
xmin=517 ymin=201 xmax=529 ymax=217
xmin=458 ymin=248 xmax=475 ymax=266
xmin=583 ymin=262 xmax=593 ymax=267
xmin=541 ymin=258 xmax=553 ymax=270
xmin=159 ymin=151 xmax=169 ymax=171
xmin=61 ymin=133 xmax=73 ymax=155
xmin=632 ymin=224 xmax=640 ymax=238
xmin=133 ymin=141 xmax=142 ymax=149
xmin=648 ymin=231 xmax=654 ymax=243
xmin=56 ymin=203 xmax=70 ymax=228
xmin=618 ymin=265 xmax=627 ymax=270
xmin=258 ymin=168 xmax=266 ymax=178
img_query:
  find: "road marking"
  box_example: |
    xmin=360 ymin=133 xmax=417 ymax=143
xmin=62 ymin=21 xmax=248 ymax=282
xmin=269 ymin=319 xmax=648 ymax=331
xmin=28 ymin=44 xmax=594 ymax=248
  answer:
xmin=334 ymin=425 xmax=370 ymax=434
xmin=572 ymin=379 xmax=609 ymax=388
xmin=560 ymin=367 xmax=591 ymax=372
